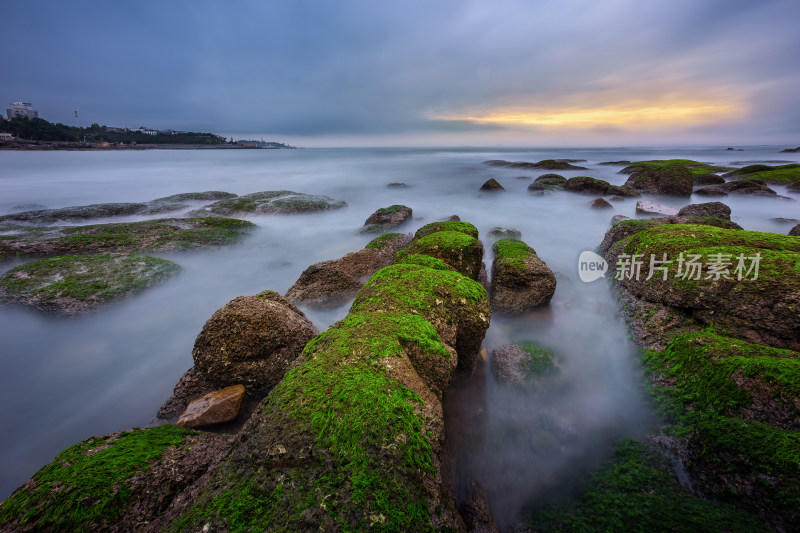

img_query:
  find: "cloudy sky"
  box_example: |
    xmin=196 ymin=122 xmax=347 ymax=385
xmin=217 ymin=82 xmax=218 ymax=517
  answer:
xmin=5 ymin=0 xmax=799 ymax=146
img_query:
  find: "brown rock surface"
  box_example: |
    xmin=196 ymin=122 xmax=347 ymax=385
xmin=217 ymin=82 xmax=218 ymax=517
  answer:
xmin=176 ymin=384 xmax=246 ymax=428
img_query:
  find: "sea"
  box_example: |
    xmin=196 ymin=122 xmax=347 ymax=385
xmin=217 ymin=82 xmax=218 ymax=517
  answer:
xmin=1 ymin=146 xmax=798 ymax=524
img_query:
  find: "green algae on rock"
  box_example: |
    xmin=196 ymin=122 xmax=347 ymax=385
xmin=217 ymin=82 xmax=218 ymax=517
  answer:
xmin=361 ymin=205 xmax=413 ymax=233
xmin=396 ymin=228 xmax=483 ymax=280
xmin=189 ymin=190 xmax=347 ymax=216
xmin=622 ymin=161 xmax=694 ymax=196
xmin=490 ymin=343 xmax=558 ymax=386
xmin=0 ymin=253 xmax=180 ymax=315
xmin=490 ymin=238 xmax=556 ymax=315
xmin=723 ymin=163 xmax=800 ymax=184
xmin=0 ymin=217 xmax=255 ymax=258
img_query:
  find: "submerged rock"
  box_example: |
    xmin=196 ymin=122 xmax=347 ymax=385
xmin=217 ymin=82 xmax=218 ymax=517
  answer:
xmin=491 ymin=343 xmax=557 ymax=385
xmin=487 ymin=227 xmax=522 ymax=240
xmin=718 ymin=178 xmax=777 ymax=196
xmin=623 ymin=162 xmax=694 ymax=196
xmin=176 ymin=384 xmax=246 ymax=428
xmin=285 ymin=232 xmax=411 ymax=308
xmin=693 ymin=173 xmax=725 ymax=185
xmin=190 ymin=190 xmax=347 ymax=216
xmin=590 ymin=197 xmax=613 ymax=209
xmin=564 ymin=176 xmax=640 ymax=197
xmin=694 ymin=186 xmax=728 ymax=196
xmin=0 ymin=253 xmax=179 ymax=315
xmin=635 ymin=201 xmax=679 ymax=216
xmin=386 ymin=182 xmax=409 ymax=188
xmin=480 ymin=178 xmax=505 ymax=191
xmin=484 ymin=159 xmax=587 ymax=170
xmin=789 ymin=224 xmax=800 ymax=236
xmin=0 ymin=217 xmax=255 ymax=259
xmin=490 ymin=238 xmax=556 ymax=315
xmin=361 ymin=204 xmax=412 ymax=233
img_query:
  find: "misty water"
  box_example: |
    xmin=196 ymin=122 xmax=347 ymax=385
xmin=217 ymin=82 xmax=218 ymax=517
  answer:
xmin=1 ymin=147 xmax=798 ymax=524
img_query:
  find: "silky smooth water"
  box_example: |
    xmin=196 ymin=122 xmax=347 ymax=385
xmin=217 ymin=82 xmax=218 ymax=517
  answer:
xmin=1 ymin=147 xmax=797 ymax=520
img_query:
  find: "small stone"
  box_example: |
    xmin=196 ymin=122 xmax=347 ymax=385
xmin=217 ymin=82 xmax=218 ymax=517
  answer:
xmin=480 ymin=178 xmax=505 ymax=191
xmin=176 ymin=384 xmax=246 ymax=428
xmin=589 ymin=198 xmax=613 ymax=209
xmin=635 ymin=201 xmax=679 ymax=216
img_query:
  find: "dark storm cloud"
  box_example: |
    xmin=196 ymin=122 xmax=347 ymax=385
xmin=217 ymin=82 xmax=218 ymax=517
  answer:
xmin=3 ymin=0 xmax=799 ymax=143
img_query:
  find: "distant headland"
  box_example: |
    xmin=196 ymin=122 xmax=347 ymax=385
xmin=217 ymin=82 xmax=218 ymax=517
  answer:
xmin=0 ymin=102 xmax=295 ymax=150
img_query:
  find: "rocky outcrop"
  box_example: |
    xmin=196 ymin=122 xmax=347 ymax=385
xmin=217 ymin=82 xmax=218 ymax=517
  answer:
xmin=693 ymin=173 xmax=725 ymax=185
xmin=677 ymin=201 xmax=731 ymax=220
xmin=191 ymin=291 xmax=318 ymax=395
xmin=480 ymin=178 xmax=505 ymax=191
xmin=527 ymin=174 xmax=567 ymax=192
xmin=695 ymin=178 xmax=779 ymax=197
xmin=490 ymin=238 xmax=556 ymax=315
xmin=176 ymin=385 xmax=246 ymax=428
xmin=285 ymin=232 xmax=411 ymax=308
xmin=484 ymin=159 xmax=587 ymax=170
xmin=487 ymin=227 xmax=521 ymax=240
xmin=779 ymin=146 xmax=800 ymax=153
xmin=189 ymin=190 xmax=347 ymax=216
xmin=361 ymin=205 xmax=412 ymax=233
xmin=0 ymin=253 xmax=179 ymax=315
xmin=636 ymin=201 xmax=679 ymax=216
xmin=789 ymin=224 xmax=800 ymax=236
xmin=563 ymin=176 xmax=640 ymax=197
xmin=599 ymin=217 xmax=743 ymax=257
xmin=623 ymin=163 xmax=694 ymax=196
xmin=590 ymin=197 xmax=613 ymax=209
xmin=491 ymin=343 xmax=557 ymax=385
xmin=396 ymin=222 xmax=484 ymax=280
xmin=0 ymin=217 xmax=255 ymax=259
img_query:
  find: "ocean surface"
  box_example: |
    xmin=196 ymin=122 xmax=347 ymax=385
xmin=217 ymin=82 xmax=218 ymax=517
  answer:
xmin=1 ymin=146 xmax=798 ymax=522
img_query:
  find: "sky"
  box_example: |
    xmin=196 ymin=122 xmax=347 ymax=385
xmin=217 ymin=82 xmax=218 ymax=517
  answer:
xmin=4 ymin=0 xmax=800 ymax=147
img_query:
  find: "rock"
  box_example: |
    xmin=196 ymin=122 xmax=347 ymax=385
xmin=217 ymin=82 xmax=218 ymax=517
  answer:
xmin=490 ymin=238 xmax=556 ymax=315
xmin=285 ymin=233 xmax=411 ymax=308
xmin=189 ymin=190 xmax=347 ymax=216
xmin=480 ymin=178 xmax=505 ymax=191
xmin=192 ymin=291 xmax=318 ymax=394
xmin=515 ymin=175 xmax=533 ymax=180
xmin=491 ymin=343 xmax=557 ymax=385
xmin=611 ymin=214 xmax=630 ymax=225
xmin=779 ymin=146 xmax=800 ymax=153
xmin=789 ymin=183 xmax=800 ymax=193
xmin=0 ymin=217 xmax=255 ymax=259
xmin=599 ymin=216 xmax=743 ymax=256
xmin=635 ymin=201 xmax=679 ymax=216
xmin=598 ymin=160 xmax=631 ymax=166
xmin=387 ymin=182 xmax=409 ymax=188
xmin=0 ymin=253 xmax=179 ymax=315
xmin=718 ymin=178 xmax=776 ymax=196
xmin=534 ymin=174 xmax=567 ymax=186
xmin=790 ymin=224 xmax=800 ymax=236
xmin=176 ymin=385 xmax=246 ymax=428
xmin=677 ymin=202 xmax=731 ymax=220
xmin=396 ymin=225 xmax=484 ymax=280
xmin=590 ymin=197 xmax=613 ymax=209
xmin=458 ymin=480 xmax=497 ymax=533
xmin=484 ymin=159 xmax=587 ymax=170
xmin=361 ymin=205 xmax=412 ymax=233
xmin=564 ymin=176 xmax=639 ymax=197
xmin=150 ymin=191 xmax=237 ymax=203
xmin=773 ymin=217 xmax=800 ymax=224
xmin=624 ymin=163 xmax=694 ymax=196
xmin=694 ymin=186 xmax=728 ymax=196
xmin=446 ymin=215 xmax=461 ymax=221
xmin=693 ymin=173 xmax=725 ymax=185
xmin=11 ymin=203 xmax=45 ymax=210
xmin=488 ymin=227 xmax=522 ymax=240
xmin=0 ymin=202 xmax=149 ymax=223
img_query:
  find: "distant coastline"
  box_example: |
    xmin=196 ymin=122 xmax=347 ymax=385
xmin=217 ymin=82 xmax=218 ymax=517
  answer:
xmin=0 ymin=139 xmax=265 ymax=151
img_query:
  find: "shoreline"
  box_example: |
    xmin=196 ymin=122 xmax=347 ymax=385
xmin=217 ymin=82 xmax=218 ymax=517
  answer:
xmin=0 ymin=140 xmax=268 ymax=151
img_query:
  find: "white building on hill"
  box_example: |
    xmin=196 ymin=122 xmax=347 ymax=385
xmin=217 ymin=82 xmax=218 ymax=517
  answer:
xmin=6 ymin=102 xmax=38 ymax=120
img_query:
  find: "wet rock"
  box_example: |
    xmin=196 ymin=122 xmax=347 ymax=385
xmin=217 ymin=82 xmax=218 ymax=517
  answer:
xmin=677 ymin=201 xmax=731 ymax=221
xmin=590 ymin=197 xmax=613 ymax=209
xmin=598 ymin=160 xmax=631 ymax=166
xmin=397 ymin=228 xmax=484 ymax=280
xmin=176 ymin=385 xmax=246 ymax=428
xmin=189 ymin=190 xmax=347 ymax=216
xmin=361 ymin=205 xmax=412 ymax=233
xmin=515 ymin=175 xmax=533 ymax=180
xmin=387 ymin=182 xmax=409 ymax=188
xmin=635 ymin=201 xmax=679 ymax=216
xmin=480 ymin=178 xmax=505 ymax=191
xmin=564 ymin=176 xmax=640 ymax=197
xmin=773 ymin=217 xmax=800 ymax=224
xmin=192 ymin=290 xmax=318 ymax=394
xmin=491 ymin=343 xmax=557 ymax=385
xmin=694 ymin=186 xmax=728 ymax=196
xmin=788 ymin=183 xmax=800 ymax=193
xmin=718 ymin=178 xmax=777 ymax=196
xmin=624 ymin=163 xmax=694 ymax=196
xmin=0 ymin=202 xmax=150 ymax=223
xmin=285 ymin=233 xmax=411 ymax=308
xmin=11 ymin=203 xmax=45 ymax=210
xmin=611 ymin=214 xmax=630 ymax=225
xmin=150 ymin=191 xmax=237 ymax=203
xmin=779 ymin=146 xmax=800 ymax=153
xmin=484 ymin=159 xmax=587 ymax=170
xmin=693 ymin=173 xmax=725 ymax=185
xmin=487 ymin=227 xmax=522 ymax=240
xmin=534 ymin=174 xmax=567 ymax=187
xmin=789 ymin=224 xmax=800 ymax=236
xmin=459 ymin=480 xmax=497 ymax=533
xmin=0 ymin=217 xmax=255 ymax=259
xmin=490 ymin=238 xmax=556 ymax=315
xmin=446 ymin=215 xmax=461 ymax=221
xmin=0 ymin=253 xmax=179 ymax=315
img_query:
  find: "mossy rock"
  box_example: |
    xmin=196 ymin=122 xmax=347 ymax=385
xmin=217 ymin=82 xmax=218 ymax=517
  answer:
xmin=529 ymin=439 xmax=767 ymax=532
xmin=723 ymin=163 xmax=800 ymax=184
xmin=611 ymin=224 xmax=800 ymax=350
xmin=0 ymin=425 xmax=232 ymax=533
xmin=150 ymin=191 xmax=237 ymax=203
xmin=0 ymin=217 xmax=255 ymax=258
xmin=0 ymin=202 xmax=150 ymax=223
xmin=484 ymin=159 xmax=587 ymax=170
xmin=396 ymin=230 xmax=483 ymax=279
xmin=169 ymin=224 xmax=491 ymax=532
xmin=487 ymin=227 xmax=522 ymax=240
xmin=490 ymin=238 xmax=556 ymax=315
xmin=491 ymin=343 xmax=557 ymax=385
xmin=190 ymin=190 xmax=346 ymax=216
xmin=563 ymin=176 xmax=640 ymax=197
xmin=623 ymin=162 xmax=694 ymax=196
xmin=621 ymin=159 xmax=733 ymax=178
xmin=413 ymin=220 xmax=479 ymax=241
xmin=0 ymin=253 xmax=180 ymax=315
xmin=361 ymin=205 xmax=412 ymax=233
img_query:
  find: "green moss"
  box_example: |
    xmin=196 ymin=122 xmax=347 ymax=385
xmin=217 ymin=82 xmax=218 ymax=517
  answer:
xmin=625 ymin=159 xmax=732 ymax=177
xmin=255 ymin=289 xmax=279 ymax=300
xmin=493 ymin=237 xmax=534 ymax=270
xmin=517 ymin=343 xmax=557 ymax=376
xmin=0 ymin=253 xmax=180 ymax=303
xmin=376 ymin=205 xmax=403 ymax=215
xmin=396 ymin=230 xmax=482 ymax=278
xmin=725 ymin=164 xmax=800 ymax=183
xmin=365 ymin=232 xmax=402 ymax=249
xmin=0 ymin=425 xmax=193 ymax=532
xmin=413 ymin=221 xmax=479 ymax=241
xmin=395 ymin=254 xmax=453 ymax=271
xmin=530 ymin=440 xmax=767 ymax=532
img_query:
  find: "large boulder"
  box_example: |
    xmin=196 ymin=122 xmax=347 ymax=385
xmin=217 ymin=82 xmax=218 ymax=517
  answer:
xmin=192 ymin=290 xmax=318 ymax=394
xmin=677 ymin=201 xmax=732 ymax=220
xmin=718 ymin=178 xmax=777 ymax=196
xmin=285 ymin=233 xmax=411 ymax=308
xmin=527 ymin=174 xmax=567 ymax=192
xmin=361 ymin=205 xmax=412 ymax=233
xmin=396 ymin=223 xmax=484 ymax=280
xmin=0 ymin=253 xmax=179 ymax=315
xmin=624 ymin=163 xmax=694 ymax=196
xmin=189 ymin=190 xmax=347 ymax=216
xmin=490 ymin=238 xmax=556 ymax=315
xmin=599 ymin=217 xmax=742 ymax=256
xmin=564 ymin=176 xmax=640 ymax=197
